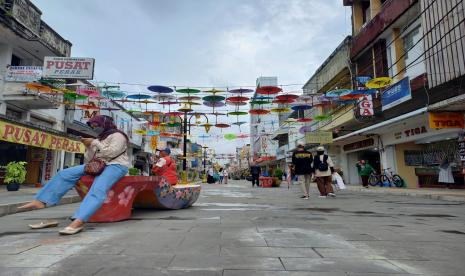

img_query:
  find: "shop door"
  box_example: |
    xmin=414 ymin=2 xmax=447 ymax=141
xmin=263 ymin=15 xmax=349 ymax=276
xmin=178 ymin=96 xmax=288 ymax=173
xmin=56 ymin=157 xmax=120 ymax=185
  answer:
xmin=26 ymin=147 xmax=45 ymax=185
xmin=358 ymin=150 xmax=381 ymax=173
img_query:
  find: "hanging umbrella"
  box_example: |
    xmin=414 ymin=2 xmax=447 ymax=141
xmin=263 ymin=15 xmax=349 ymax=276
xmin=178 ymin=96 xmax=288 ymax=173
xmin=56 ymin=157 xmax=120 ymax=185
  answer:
xmin=102 ymin=90 xmax=126 ymax=99
xmin=297 ymin=95 xmax=315 ymax=102
xmin=25 ymin=82 xmax=52 ymax=93
xmin=291 ymin=104 xmax=312 ymax=111
xmin=146 ymin=130 xmax=160 ymax=136
xmin=249 ymin=109 xmax=270 ymax=115
xmin=297 ymin=118 xmax=313 ymax=123
xmin=299 ymin=125 xmax=313 ymax=134
xmin=284 ymin=118 xmax=298 ymax=124
xmin=76 ymin=104 xmax=100 ymax=110
xmin=335 ymin=99 xmax=358 ymax=105
xmin=250 ymin=99 xmax=271 ymax=105
xmin=159 ymin=100 xmax=179 ymax=105
xmin=365 ymin=77 xmax=393 ymax=89
xmin=314 ymin=114 xmax=332 ymax=121
xmin=339 ymin=90 xmax=365 ymax=100
xmin=147 ymin=85 xmax=174 ymax=93
xmin=237 ymin=134 xmax=249 ymax=139
xmin=165 ymin=111 xmax=183 ymax=117
xmin=276 ymin=94 xmax=299 ymax=101
xmin=325 ymin=89 xmax=351 ymax=98
xmin=201 ymin=123 xmax=213 ymax=133
xmin=77 ymin=87 xmax=100 ymax=98
xmin=101 ymin=107 xmax=120 ymax=111
xmin=256 ymin=86 xmax=282 ymax=95
xmin=203 ymin=101 xmax=225 ymax=108
xmin=228 ymin=111 xmax=248 ymax=116
xmin=127 ymin=94 xmax=151 ymax=100
xmin=229 ymin=88 xmax=254 ymax=94
xmin=176 ymin=88 xmax=201 ymax=94
xmin=227 ymin=101 xmax=247 ymax=106
xmin=215 ymin=123 xmax=230 ymax=128
xmin=135 ymin=129 xmax=147 ymax=135
xmin=204 ymin=89 xmax=225 ymax=94
xmin=227 ymin=96 xmax=249 ymax=102
xmin=152 ymin=94 xmax=176 ymax=102
xmin=178 ymin=95 xmax=201 ymax=101
xmin=273 ymin=99 xmax=294 ymax=104
xmin=224 ymin=134 xmax=237 ymax=140
xmin=178 ymin=104 xmax=193 ymax=113
xmin=210 ymin=112 xmax=226 ymax=116
xmin=203 ymin=95 xmax=225 ymax=102
xmin=270 ymin=107 xmax=291 ymax=113
xmin=63 ymin=92 xmax=88 ymax=100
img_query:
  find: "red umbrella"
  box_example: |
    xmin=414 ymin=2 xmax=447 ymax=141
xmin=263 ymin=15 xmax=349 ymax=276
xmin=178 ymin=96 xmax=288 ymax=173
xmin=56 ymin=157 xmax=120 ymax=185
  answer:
xmin=272 ymin=99 xmax=294 ymax=104
xmin=249 ymin=109 xmax=270 ymax=115
xmin=165 ymin=111 xmax=183 ymax=117
xmin=276 ymin=94 xmax=299 ymax=101
xmin=297 ymin=118 xmax=313 ymax=123
xmin=256 ymin=86 xmax=282 ymax=95
xmin=227 ymin=96 xmax=249 ymax=102
xmin=215 ymin=123 xmax=230 ymax=128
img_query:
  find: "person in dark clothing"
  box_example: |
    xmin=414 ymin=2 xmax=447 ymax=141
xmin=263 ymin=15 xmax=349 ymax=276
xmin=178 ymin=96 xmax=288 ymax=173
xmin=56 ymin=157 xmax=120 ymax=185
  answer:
xmin=250 ymin=163 xmax=261 ymax=187
xmin=291 ymin=144 xmax=313 ymax=199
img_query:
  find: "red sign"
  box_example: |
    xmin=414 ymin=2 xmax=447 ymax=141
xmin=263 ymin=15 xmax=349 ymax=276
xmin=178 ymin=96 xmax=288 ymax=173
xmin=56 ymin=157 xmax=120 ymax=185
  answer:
xmin=359 ymin=95 xmax=373 ymax=117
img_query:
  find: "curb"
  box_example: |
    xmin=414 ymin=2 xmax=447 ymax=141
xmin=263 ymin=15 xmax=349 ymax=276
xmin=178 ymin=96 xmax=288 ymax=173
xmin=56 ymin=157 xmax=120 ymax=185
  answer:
xmin=354 ymin=187 xmax=465 ymax=202
xmin=0 ymin=195 xmax=82 ymax=218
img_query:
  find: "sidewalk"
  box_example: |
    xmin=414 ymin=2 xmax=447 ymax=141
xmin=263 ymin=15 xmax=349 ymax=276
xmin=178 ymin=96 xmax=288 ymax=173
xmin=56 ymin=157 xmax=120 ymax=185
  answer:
xmin=0 ymin=186 xmax=80 ymax=217
xmin=340 ymin=184 xmax=465 ymax=202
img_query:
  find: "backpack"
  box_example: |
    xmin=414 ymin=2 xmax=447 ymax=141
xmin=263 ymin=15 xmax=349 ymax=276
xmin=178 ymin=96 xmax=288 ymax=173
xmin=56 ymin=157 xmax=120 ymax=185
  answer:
xmin=318 ymin=155 xmax=329 ymax=171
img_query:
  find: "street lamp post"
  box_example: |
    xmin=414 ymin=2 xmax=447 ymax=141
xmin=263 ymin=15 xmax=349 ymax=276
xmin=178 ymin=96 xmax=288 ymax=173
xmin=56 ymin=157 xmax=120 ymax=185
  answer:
xmin=202 ymin=145 xmax=208 ymax=183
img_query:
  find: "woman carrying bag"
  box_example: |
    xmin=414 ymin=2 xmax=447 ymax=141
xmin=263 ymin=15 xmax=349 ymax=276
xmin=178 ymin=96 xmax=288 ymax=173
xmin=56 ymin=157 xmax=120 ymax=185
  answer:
xmin=18 ymin=115 xmax=129 ymax=235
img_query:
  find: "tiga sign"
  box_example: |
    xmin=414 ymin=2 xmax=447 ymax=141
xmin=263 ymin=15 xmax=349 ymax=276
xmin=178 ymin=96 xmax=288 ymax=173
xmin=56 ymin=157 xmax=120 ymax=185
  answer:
xmin=428 ymin=112 xmax=465 ymax=129
xmin=43 ymin=57 xmax=95 ymax=79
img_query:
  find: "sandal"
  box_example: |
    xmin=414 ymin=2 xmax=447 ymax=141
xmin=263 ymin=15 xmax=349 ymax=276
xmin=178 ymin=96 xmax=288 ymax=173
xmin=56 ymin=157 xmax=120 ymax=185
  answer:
xmin=29 ymin=221 xmax=59 ymax=229
xmin=59 ymin=226 xmax=84 ymax=235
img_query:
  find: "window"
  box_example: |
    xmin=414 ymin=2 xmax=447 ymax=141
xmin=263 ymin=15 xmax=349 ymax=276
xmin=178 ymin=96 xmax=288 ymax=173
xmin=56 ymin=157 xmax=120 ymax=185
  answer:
xmin=362 ymin=1 xmax=371 ymax=23
xmin=6 ymin=109 xmax=22 ymax=120
xmin=386 ymin=45 xmax=394 ymax=77
xmin=403 ymin=25 xmax=425 ymax=79
xmin=11 ymin=55 xmax=22 ymax=66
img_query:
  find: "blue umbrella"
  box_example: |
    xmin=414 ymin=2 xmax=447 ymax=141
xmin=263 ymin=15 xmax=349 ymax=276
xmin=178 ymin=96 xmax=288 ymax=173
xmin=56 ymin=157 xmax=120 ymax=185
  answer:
xmin=147 ymin=85 xmax=174 ymax=93
xmin=291 ymin=104 xmax=312 ymax=111
xmin=127 ymin=94 xmax=151 ymax=100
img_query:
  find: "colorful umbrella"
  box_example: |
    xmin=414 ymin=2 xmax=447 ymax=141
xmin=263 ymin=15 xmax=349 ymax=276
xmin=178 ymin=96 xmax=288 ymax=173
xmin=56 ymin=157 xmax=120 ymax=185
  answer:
xmin=276 ymin=94 xmax=299 ymax=101
xmin=203 ymin=95 xmax=225 ymax=102
xmin=159 ymin=100 xmax=179 ymax=105
xmin=256 ymin=86 xmax=282 ymax=95
xmin=165 ymin=111 xmax=183 ymax=117
xmin=215 ymin=123 xmax=230 ymax=128
xmin=365 ymin=77 xmax=392 ymax=89
xmin=25 ymin=82 xmax=51 ymax=93
xmin=224 ymin=134 xmax=237 ymax=140
xmin=204 ymin=89 xmax=225 ymax=94
xmin=229 ymin=88 xmax=254 ymax=94
xmin=146 ymin=130 xmax=160 ymax=136
xmin=147 ymin=85 xmax=174 ymax=93
xmin=291 ymin=104 xmax=312 ymax=111
xmin=227 ymin=101 xmax=247 ymax=106
xmin=273 ymin=99 xmax=294 ymax=104
xmin=250 ymin=100 xmax=271 ymax=105
xmin=339 ymin=90 xmax=365 ymax=100
xmin=228 ymin=111 xmax=248 ymax=116
xmin=232 ymin=121 xmax=247 ymax=126
xmin=127 ymin=94 xmax=151 ymax=100
xmin=201 ymin=123 xmax=213 ymax=133
xmin=76 ymin=104 xmax=99 ymax=110
xmin=297 ymin=118 xmax=313 ymax=123
xmin=270 ymin=107 xmax=291 ymax=113
xmin=63 ymin=93 xmax=88 ymax=100
xmin=77 ymin=87 xmax=100 ymax=98
xmin=203 ymin=101 xmax=225 ymax=108
xmin=227 ymin=96 xmax=249 ymax=102
xmin=102 ymin=90 xmax=126 ymax=99
xmin=152 ymin=94 xmax=176 ymax=102
xmin=178 ymin=104 xmax=193 ymax=113
xmin=299 ymin=125 xmax=312 ymax=134
xmin=325 ymin=89 xmax=351 ymax=98
xmin=237 ymin=134 xmax=249 ymax=139
xmin=249 ymin=109 xmax=270 ymax=115
xmin=176 ymin=88 xmax=201 ymax=94
xmin=314 ymin=114 xmax=332 ymax=121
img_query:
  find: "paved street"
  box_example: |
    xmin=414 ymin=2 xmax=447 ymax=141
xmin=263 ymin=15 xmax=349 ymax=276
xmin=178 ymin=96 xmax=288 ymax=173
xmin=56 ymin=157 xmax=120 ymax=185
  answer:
xmin=1 ymin=180 xmax=465 ymax=276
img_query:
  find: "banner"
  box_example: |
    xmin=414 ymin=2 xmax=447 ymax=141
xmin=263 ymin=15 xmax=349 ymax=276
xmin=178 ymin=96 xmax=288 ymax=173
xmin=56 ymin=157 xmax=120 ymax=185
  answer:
xmin=0 ymin=120 xmax=84 ymax=153
xmin=305 ymin=131 xmax=333 ymax=144
xmin=5 ymin=66 xmax=42 ymax=82
xmin=43 ymin=57 xmax=95 ymax=79
xmin=382 ymin=77 xmax=411 ymax=111
xmin=428 ymin=112 xmax=464 ymax=129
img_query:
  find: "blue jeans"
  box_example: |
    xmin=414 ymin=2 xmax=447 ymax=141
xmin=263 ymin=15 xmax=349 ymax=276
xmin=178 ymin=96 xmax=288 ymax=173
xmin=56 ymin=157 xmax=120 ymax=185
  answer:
xmin=35 ymin=164 xmax=128 ymax=222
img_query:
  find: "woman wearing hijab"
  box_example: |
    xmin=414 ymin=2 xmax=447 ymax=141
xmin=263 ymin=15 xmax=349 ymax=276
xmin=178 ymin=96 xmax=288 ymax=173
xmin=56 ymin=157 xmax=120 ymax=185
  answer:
xmin=18 ymin=115 xmax=129 ymax=235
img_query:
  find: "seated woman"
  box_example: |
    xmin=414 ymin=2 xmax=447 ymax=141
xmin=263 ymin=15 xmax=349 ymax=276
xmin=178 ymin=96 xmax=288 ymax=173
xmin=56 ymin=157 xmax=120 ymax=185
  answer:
xmin=152 ymin=147 xmax=178 ymax=185
xmin=18 ymin=115 xmax=129 ymax=235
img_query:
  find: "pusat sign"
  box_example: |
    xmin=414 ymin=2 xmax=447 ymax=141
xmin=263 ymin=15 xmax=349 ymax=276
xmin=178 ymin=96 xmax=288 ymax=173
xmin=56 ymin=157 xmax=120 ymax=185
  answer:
xmin=43 ymin=57 xmax=95 ymax=79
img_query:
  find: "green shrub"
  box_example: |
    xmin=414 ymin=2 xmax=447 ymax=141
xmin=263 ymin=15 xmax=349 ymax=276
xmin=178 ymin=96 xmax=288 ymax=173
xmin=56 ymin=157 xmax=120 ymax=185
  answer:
xmin=128 ymin=167 xmax=140 ymax=176
xmin=273 ymin=168 xmax=283 ymax=179
xmin=4 ymin=161 xmax=28 ymax=184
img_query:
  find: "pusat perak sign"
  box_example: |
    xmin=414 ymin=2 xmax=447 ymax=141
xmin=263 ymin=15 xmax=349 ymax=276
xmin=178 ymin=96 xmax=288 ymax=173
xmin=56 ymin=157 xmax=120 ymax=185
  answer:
xmin=43 ymin=57 xmax=95 ymax=79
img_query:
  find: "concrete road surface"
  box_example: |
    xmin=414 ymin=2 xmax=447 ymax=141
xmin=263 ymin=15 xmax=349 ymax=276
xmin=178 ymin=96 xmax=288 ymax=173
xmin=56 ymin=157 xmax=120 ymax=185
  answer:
xmin=1 ymin=180 xmax=464 ymax=276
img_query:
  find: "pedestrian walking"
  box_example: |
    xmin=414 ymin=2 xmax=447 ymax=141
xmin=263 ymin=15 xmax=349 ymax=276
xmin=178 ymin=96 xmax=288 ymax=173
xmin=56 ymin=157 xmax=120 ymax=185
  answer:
xmin=356 ymin=160 xmax=375 ymax=188
xmin=219 ymin=168 xmax=224 ymax=184
xmin=250 ymin=163 xmax=261 ymax=187
xmin=291 ymin=144 xmax=313 ymax=199
xmin=18 ymin=115 xmax=129 ymax=235
xmin=313 ymin=146 xmax=336 ymax=198
xmin=438 ymin=157 xmax=454 ymax=188
xmin=207 ymin=167 xmax=215 ymax=184
xmin=222 ymin=168 xmax=229 ymax=184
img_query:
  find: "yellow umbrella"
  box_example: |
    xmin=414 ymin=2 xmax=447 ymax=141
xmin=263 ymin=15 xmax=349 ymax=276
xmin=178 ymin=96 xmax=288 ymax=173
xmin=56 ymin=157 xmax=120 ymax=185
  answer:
xmin=365 ymin=77 xmax=393 ymax=89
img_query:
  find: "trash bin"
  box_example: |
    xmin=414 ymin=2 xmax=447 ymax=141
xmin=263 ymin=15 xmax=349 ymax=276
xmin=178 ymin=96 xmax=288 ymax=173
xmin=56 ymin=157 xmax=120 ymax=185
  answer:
xmin=259 ymin=176 xmax=273 ymax=188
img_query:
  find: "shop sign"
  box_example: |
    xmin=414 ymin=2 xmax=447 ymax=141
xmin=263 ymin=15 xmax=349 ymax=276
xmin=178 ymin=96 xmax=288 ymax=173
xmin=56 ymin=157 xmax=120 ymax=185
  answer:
xmin=395 ymin=125 xmax=428 ymax=140
xmin=359 ymin=95 xmax=374 ymax=116
xmin=83 ymin=99 xmax=100 ymax=119
xmin=305 ymin=131 xmax=333 ymax=144
xmin=428 ymin=112 xmax=465 ymax=129
xmin=0 ymin=120 xmax=84 ymax=153
xmin=5 ymin=66 xmax=43 ymax=82
xmin=343 ymin=138 xmax=374 ymax=152
xmin=43 ymin=57 xmax=95 ymax=79
xmin=381 ymin=77 xmax=412 ymax=111
xmin=459 ymin=131 xmax=465 ymax=162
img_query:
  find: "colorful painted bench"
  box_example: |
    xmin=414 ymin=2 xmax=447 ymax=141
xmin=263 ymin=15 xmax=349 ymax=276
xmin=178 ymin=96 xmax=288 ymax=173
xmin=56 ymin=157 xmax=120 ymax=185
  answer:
xmin=75 ymin=176 xmax=201 ymax=222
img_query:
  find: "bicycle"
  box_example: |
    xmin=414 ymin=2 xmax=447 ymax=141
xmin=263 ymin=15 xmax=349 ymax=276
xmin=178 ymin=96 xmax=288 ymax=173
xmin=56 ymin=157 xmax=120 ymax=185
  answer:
xmin=368 ymin=168 xmax=404 ymax=187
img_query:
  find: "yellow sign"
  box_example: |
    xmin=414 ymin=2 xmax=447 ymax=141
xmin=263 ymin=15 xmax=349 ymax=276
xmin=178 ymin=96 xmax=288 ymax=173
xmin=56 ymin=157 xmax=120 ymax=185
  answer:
xmin=305 ymin=131 xmax=333 ymax=144
xmin=0 ymin=120 xmax=84 ymax=153
xmin=428 ymin=112 xmax=464 ymax=129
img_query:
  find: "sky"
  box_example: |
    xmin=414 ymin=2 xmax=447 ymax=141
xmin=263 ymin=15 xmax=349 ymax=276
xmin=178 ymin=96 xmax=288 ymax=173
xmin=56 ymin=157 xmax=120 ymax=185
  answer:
xmin=32 ymin=0 xmax=351 ymax=154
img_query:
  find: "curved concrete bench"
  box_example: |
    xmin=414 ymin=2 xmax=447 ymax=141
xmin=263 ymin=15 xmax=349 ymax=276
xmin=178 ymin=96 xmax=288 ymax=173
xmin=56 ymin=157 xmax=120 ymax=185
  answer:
xmin=75 ymin=176 xmax=201 ymax=222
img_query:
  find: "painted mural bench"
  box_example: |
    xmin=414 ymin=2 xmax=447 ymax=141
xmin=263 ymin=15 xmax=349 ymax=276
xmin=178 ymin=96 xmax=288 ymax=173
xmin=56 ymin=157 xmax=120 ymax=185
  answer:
xmin=75 ymin=176 xmax=201 ymax=222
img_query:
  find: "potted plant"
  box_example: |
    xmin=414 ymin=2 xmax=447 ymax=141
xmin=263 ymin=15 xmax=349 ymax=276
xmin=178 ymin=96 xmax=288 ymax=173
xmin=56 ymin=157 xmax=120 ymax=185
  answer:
xmin=128 ymin=167 xmax=140 ymax=176
xmin=3 ymin=161 xmax=27 ymax=191
xmin=272 ymin=168 xmax=283 ymax=187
